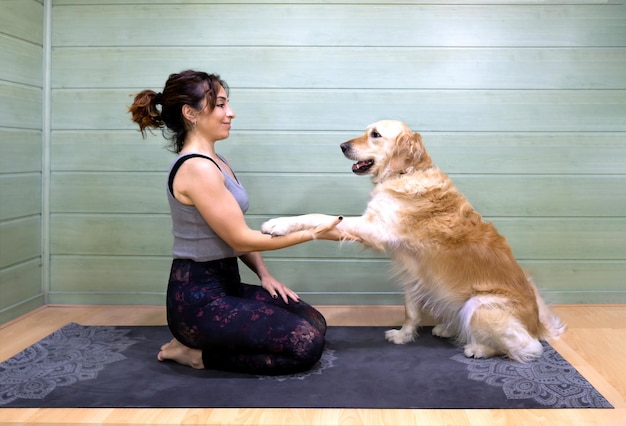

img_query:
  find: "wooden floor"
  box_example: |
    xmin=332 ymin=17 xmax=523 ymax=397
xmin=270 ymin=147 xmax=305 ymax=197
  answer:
xmin=0 ymin=304 xmax=624 ymax=425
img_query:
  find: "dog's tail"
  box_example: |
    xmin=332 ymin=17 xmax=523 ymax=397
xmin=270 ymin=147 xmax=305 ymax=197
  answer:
xmin=530 ymin=278 xmax=567 ymax=340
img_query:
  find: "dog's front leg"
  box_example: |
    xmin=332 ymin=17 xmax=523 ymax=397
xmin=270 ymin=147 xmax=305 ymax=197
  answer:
xmin=385 ymin=295 xmax=422 ymax=344
xmin=261 ymin=214 xmax=337 ymax=236
xmin=263 ymin=215 xmax=382 ymax=251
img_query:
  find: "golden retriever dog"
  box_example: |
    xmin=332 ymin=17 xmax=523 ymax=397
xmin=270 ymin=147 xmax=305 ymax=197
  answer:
xmin=262 ymin=120 xmax=566 ymax=362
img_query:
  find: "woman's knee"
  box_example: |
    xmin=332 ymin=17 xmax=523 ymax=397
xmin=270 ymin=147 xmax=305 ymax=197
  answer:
xmin=291 ymin=322 xmax=325 ymax=363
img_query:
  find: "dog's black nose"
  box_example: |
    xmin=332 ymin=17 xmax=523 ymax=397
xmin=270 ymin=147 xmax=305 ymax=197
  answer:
xmin=340 ymin=142 xmax=349 ymax=153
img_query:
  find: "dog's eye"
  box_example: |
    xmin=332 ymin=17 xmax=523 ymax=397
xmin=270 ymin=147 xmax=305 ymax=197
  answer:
xmin=371 ymin=130 xmax=381 ymax=138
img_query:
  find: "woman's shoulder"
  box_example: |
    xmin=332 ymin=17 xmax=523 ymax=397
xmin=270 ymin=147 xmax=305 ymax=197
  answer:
xmin=172 ymin=152 xmax=222 ymax=172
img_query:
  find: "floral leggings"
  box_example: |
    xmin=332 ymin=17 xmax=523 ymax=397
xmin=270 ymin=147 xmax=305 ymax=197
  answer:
xmin=166 ymin=257 xmax=327 ymax=375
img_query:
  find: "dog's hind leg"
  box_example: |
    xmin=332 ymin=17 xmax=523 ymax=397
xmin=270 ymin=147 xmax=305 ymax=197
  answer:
xmin=466 ymin=322 xmax=543 ymax=363
xmin=385 ymin=295 xmax=422 ymax=344
xmin=462 ymin=298 xmax=544 ymax=362
xmin=432 ymin=323 xmax=455 ymax=338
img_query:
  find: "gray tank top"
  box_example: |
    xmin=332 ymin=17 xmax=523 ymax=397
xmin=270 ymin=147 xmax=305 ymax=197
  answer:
xmin=167 ymin=153 xmax=249 ymax=262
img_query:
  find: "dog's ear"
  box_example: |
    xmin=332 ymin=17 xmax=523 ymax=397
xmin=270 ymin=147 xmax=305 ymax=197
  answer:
xmin=390 ymin=131 xmax=429 ymax=172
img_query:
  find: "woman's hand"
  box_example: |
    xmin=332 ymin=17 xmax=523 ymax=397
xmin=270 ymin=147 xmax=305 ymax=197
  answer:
xmin=312 ymin=216 xmax=361 ymax=242
xmin=311 ymin=216 xmax=344 ymax=241
xmin=261 ymin=274 xmax=300 ymax=304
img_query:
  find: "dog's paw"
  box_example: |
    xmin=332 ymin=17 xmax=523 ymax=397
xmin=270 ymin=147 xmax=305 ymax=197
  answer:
xmin=261 ymin=218 xmax=298 ymax=236
xmin=385 ymin=328 xmax=417 ymax=345
xmin=463 ymin=343 xmax=498 ymax=359
xmin=432 ymin=324 xmax=454 ymax=338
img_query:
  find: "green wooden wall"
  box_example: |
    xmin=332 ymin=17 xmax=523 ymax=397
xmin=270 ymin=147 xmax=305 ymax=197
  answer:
xmin=0 ymin=0 xmax=45 ymax=324
xmin=2 ymin=0 xmax=626 ymax=321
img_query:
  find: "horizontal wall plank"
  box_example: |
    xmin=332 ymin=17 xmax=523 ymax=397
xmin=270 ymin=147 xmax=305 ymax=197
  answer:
xmin=51 ymin=89 xmax=626 ymax=132
xmin=52 ymin=4 xmax=626 ymax=47
xmin=320 ymin=291 xmax=626 ymax=305
xmin=0 ymin=174 xmax=41 ymax=220
xmin=52 ymin=132 xmax=173 ymax=172
xmin=44 ymin=292 xmax=397 ymax=307
xmin=51 ymin=0 xmax=623 ymax=5
xmin=0 ymin=295 xmax=45 ymax=326
xmin=0 ymin=217 xmax=41 ymax=269
xmin=452 ymin=175 xmax=625 ymax=218
xmin=52 ymin=47 xmax=626 ymax=90
xmin=50 ymin=172 xmax=170 ymax=214
xmin=0 ymin=83 xmax=42 ymax=130
xmin=45 ymin=290 xmax=626 ymax=307
xmin=241 ymin=259 xmax=626 ymax=293
xmin=50 ymin=215 xmax=172 ymax=257
xmin=48 ymin=214 xmax=386 ymax=259
xmin=424 ymin=133 xmax=626 ymax=175
xmin=49 ymin=215 xmax=626 ymax=261
xmin=538 ymin=291 xmax=626 ymax=304
xmin=46 ymin=292 xmax=165 ymax=307
xmin=48 ymin=255 xmax=626 ymax=302
xmin=50 ymin=256 xmax=169 ymax=293
xmin=50 ymin=256 xmax=391 ymax=294
xmin=491 ymin=219 xmax=626 ymax=261
xmin=0 ymin=130 xmax=42 ymax=173
xmin=0 ymin=34 xmax=42 ymax=86
xmin=50 ymin=172 xmax=626 ymax=217
xmin=0 ymin=259 xmax=42 ymax=310
xmin=522 ymin=261 xmax=626 ymax=292
xmin=52 ymin=131 xmax=626 ymax=175
xmin=251 ymin=217 xmax=626 ymax=262
xmin=0 ymin=0 xmax=43 ymax=45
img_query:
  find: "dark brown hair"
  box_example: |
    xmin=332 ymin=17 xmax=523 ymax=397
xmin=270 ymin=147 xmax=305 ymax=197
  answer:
xmin=128 ymin=70 xmax=229 ymax=153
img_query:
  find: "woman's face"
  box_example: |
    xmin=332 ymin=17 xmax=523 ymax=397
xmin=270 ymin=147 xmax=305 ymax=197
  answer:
xmin=196 ymin=85 xmax=235 ymax=142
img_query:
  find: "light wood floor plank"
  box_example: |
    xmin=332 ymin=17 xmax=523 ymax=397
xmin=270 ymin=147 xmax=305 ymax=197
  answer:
xmin=0 ymin=304 xmax=624 ymax=425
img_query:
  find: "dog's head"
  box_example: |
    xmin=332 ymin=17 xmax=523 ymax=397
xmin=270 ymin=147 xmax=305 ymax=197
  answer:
xmin=340 ymin=120 xmax=432 ymax=182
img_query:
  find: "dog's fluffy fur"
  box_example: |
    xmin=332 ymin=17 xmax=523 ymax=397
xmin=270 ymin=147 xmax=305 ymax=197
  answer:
xmin=262 ymin=120 xmax=566 ymax=362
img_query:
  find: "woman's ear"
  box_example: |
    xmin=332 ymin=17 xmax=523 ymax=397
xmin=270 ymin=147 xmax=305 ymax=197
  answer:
xmin=181 ymin=104 xmax=197 ymax=124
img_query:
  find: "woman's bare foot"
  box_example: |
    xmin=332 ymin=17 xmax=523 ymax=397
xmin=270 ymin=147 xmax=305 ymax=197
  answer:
xmin=157 ymin=338 xmax=204 ymax=369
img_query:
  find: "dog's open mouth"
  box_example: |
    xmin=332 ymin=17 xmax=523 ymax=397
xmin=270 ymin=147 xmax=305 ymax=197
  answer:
xmin=352 ymin=159 xmax=374 ymax=175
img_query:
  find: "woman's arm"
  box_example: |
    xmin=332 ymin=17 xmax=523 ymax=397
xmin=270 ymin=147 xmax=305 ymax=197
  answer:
xmin=239 ymin=252 xmax=299 ymax=303
xmin=172 ymin=157 xmax=343 ymax=253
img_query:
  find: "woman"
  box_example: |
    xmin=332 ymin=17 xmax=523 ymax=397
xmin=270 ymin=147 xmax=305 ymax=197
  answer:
xmin=129 ymin=70 xmax=345 ymax=375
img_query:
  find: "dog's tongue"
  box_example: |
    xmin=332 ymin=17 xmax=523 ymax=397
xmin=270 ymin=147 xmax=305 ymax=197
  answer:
xmin=352 ymin=162 xmax=364 ymax=173
xmin=352 ymin=160 xmax=372 ymax=173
